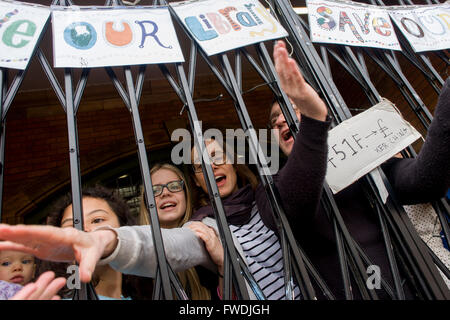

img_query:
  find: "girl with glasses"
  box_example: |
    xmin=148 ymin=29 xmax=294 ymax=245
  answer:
xmin=138 ymin=163 xmax=223 ymax=300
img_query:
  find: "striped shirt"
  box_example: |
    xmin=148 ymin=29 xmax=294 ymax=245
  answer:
xmin=229 ymin=204 xmax=301 ymax=300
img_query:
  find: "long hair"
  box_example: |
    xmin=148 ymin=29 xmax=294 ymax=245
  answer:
xmin=139 ymin=163 xmax=211 ymax=300
xmin=41 ymin=185 xmax=153 ymax=300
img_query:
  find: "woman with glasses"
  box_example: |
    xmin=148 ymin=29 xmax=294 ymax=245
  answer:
xmin=0 ymin=40 xmax=330 ymax=299
xmin=138 ymin=163 xmax=223 ymax=299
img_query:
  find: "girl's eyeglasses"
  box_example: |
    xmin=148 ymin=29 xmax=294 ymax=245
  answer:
xmin=152 ymin=180 xmax=184 ymax=197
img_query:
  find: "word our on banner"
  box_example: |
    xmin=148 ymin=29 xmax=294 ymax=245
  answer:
xmin=0 ymin=0 xmax=50 ymax=70
xmin=306 ymin=0 xmax=401 ymax=51
xmin=388 ymin=3 xmax=450 ymax=53
xmin=325 ymin=99 xmax=421 ymax=194
xmin=170 ymin=0 xmax=288 ymax=56
xmin=52 ymin=6 xmax=184 ymax=68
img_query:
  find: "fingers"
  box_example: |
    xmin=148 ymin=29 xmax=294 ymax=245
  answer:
xmin=186 ymin=223 xmax=218 ymax=242
xmin=10 ymin=271 xmax=65 ymax=300
xmin=26 ymin=271 xmax=58 ymax=300
xmin=10 ymin=283 xmax=37 ymax=300
xmin=0 ymin=241 xmax=38 ymax=255
xmin=77 ymin=248 xmax=101 ymax=283
xmin=37 ymin=276 xmax=66 ymax=300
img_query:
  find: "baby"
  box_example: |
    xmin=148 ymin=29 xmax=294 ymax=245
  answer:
xmin=0 ymin=250 xmax=36 ymax=300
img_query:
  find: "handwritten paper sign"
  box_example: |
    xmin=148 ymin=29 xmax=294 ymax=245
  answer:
xmin=307 ymin=0 xmax=401 ymax=50
xmin=326 ymin=99 xmax=421 ymax=194
xmin=388 ymin=3 xmax=450 ymax=52
xmin=0 ymin=0 xmax=50 ymax=70
xmin=170 ymin=0 xmax=288 ymax=56
xmin=52 ymin=6 xmax=184 ymax=68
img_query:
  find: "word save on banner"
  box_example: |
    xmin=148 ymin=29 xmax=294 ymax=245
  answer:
xmin=170 ymin=0 xmax=288 ymax=56
xmin=326 ymin=99 xmax=421 ymax=194
xmin=388 ymin=2 xmax=450 ymax=53
xmin=0 ymin=0 xmax=50 ymax=70
xmin=306 ymin=0 xmax=401 ymax=50
xmin=52 ymin=5 xmax=184 ymax=68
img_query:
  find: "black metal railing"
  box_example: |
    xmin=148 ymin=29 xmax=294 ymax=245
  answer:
xmin=0 ymin=0 xmax=448 ymax=300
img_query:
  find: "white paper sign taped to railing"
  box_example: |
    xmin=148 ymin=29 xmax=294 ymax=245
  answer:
xmin=388 ymin=3 xmax=450 ymax=53
xmin=306 ymin=0 xmax=401 ymax=50
xmin=52 ymin=6 xmax=184 ymax=68
xmin=0 ymin=0 xmax=50 ymax=70
xmin=170 ymin=0 xmax=288 ymax=56
xmin=326 ymin=99 xmax=422 ymax=194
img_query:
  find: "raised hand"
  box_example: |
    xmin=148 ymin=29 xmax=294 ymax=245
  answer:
xmin=0 ymin=224 xmax=117 ymax=283
xmin=273 ymin=40 xmax=328 ymax=121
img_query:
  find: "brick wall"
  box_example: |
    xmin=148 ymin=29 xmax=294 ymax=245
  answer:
xmin=1 ymin=72 xmax=274 ymax=224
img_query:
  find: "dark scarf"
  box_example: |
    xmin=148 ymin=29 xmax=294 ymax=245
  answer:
xmin=191 ymin=184 xmax=255 ymax=225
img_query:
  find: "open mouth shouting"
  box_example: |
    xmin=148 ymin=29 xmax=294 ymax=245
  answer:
xmin=215 ymin=174 xmax=227 ymax=188
xmin=281 ymin=128 xmax=293 ymax=143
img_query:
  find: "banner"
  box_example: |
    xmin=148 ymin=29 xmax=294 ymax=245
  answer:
xmin=388 ymin=3 xmax=450 ymax=52
xmin=307 ymin=0 xmax=401 ymax=50
xmin=325 ymin=99 xmax=421 ymax=194
xmin=170 ymin=0 xmax=288 ymax=56
xmin=0 ymin=0 xmax=50 ymax=70
xmin=52 ymin=6 xmax=184 ymax=68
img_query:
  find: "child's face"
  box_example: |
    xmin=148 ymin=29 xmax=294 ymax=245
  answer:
xmin=0 ymin=250 xmax=35 ymax=286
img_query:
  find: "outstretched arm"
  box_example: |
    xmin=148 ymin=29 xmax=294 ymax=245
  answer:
xmin=382 ymin=77 xmax=450 ymax=204
xmin=100 ymin=225 xmax=215 ymax=277
xmin=0 ymin=224 xmax=112 ymax=283
xmin=0 ymin=223 xmax=215 ymax=282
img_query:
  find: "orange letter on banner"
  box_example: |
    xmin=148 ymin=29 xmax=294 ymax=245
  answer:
xmin=105 ymin=21 xmax=133 ymax=47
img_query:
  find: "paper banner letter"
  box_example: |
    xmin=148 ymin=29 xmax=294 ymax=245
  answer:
xmin=373 ymin=17 xmax=391 ymax=36
xmin=206 ymin=12 xmax=231 ymax=35
xmin=185 ymin=15 xmax=218 ymax=41
xmin=236 ymin=12 xmax=257 ymax=27
xmin=64 ymin=22 xmax=97 ymax=50
xmin=219 ymin=7 xmax=241 ymax=31
xmin=339 ymin=11 xmax=364 ymax=42
xmin=316 ymin=7 xmax=336 ymax=31
xmin=135 ymin=20 xmax=171 ymax=49
xmin=3 ymin=20 xmax=36 ymax=48
xmin=105 ymin=21 xmax=133 ymax=47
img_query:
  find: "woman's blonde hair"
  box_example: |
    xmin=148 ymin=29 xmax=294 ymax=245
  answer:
xmin=138 ymin=163 xmax=211 ymax=300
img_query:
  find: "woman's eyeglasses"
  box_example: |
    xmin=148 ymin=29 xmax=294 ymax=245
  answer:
xmin=152 ymin=180 xmax=184 ymax=197
xmin=192 ymin=152 xmax=228 ymax=173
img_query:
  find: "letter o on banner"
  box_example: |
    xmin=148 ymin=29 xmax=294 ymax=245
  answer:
xmin=64 ymin=22 xmax=97 ymax=50
xmin=400 ymin=17 xmax=425 ymax=38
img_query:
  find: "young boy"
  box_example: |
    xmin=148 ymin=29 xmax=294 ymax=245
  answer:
xmin=0 ymin=250 xmax=36 ymax=299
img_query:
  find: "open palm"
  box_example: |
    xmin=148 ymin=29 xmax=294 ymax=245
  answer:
xmin=0 ymin=224 xmax=104 ymax=282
